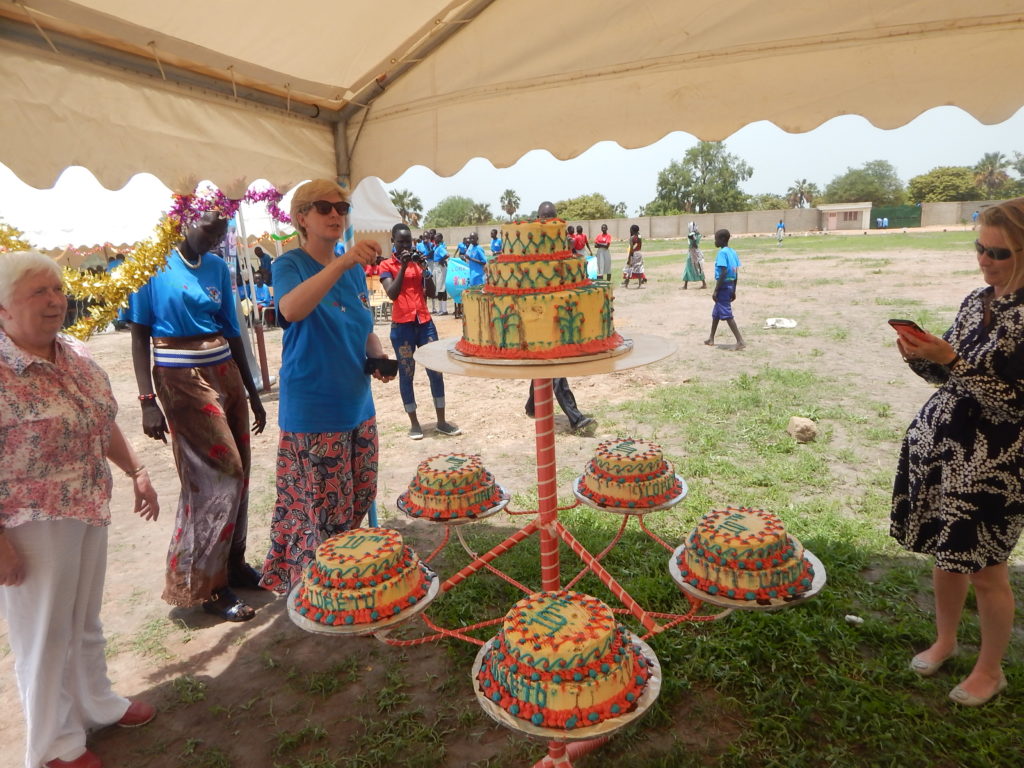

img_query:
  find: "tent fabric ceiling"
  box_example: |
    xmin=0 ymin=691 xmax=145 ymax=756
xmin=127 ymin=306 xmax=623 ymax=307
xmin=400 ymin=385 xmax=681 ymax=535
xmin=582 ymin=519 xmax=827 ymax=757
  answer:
xmin=1 ymin=0 xmax=1023 ymax=192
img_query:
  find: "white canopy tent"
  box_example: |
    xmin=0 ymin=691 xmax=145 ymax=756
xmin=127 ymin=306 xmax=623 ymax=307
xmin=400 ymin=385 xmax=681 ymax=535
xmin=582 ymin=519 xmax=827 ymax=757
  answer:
xmin=2 ymin=0 xmax=1022 ymax=195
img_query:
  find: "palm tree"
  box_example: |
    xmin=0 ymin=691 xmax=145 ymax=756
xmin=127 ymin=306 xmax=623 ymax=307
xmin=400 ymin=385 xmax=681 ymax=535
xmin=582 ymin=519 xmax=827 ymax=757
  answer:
xmin=500 ymin=189 xmax=521 ymax=221
xmin=786 ymin=179 xmax=820 ymax=208
xmin=470 ymin=202 xmax=493 ymax=224
xmin=974 ymin=152 xmax=1011 ymax=198
xmin=388 ymin=188 xmax=423 ymax=227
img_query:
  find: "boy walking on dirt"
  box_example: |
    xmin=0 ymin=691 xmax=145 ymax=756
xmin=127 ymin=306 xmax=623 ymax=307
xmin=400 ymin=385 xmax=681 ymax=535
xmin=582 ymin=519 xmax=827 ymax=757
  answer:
xmin=704 ymin=228 xmax=745 ymax=350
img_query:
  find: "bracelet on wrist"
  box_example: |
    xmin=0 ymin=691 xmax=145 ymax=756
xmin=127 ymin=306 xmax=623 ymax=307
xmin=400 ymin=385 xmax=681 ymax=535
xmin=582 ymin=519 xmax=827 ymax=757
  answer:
xmin=947 ymin=354 xmax=961 ymax=370
xmin=126 ymin=466 xmax=147 ymax=479
xmin=138 ymin=393 xmax=157 ymax=402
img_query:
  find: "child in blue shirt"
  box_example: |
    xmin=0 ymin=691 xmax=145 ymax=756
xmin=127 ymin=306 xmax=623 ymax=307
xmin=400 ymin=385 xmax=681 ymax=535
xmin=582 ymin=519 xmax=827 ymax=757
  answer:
xmin=704 ymin=228 xmax=745 ymax=350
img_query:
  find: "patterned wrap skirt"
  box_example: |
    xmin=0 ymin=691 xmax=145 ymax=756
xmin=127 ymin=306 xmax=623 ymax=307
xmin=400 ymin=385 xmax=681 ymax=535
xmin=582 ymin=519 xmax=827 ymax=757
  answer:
xmin=260 ymin=417 xmax=379 ymax=594
xmin=152 ymin=337 xmax=251 ymax=607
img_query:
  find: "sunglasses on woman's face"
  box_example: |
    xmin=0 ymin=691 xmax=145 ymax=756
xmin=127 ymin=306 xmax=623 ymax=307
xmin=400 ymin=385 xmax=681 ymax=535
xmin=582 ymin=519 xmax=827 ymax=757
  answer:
xmin=974 ymin=240 xmax=1017 ymax=261
xmin=307 ymin=200 xmax=351 ymax=216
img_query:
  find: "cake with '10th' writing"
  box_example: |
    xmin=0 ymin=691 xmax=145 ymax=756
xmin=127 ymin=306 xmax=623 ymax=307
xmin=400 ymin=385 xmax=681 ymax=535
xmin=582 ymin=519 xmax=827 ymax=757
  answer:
xmin=456 ymin=219 xmax=623 ymax=359
xmin=399 ymin=453 xmax=503 ymax=521
xmin=476 ymin=590 xmax=654 ymax=730
xmin=578 ymin=438 xmax=682 ymax=509
xmin=293 ymin=528 xmax=433 ymax=626
xmin=676 ymin=507 xmax=815 ymax=602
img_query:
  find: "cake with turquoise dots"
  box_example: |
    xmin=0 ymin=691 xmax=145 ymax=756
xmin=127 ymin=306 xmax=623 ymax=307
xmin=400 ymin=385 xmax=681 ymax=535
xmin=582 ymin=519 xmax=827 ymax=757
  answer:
xmin=476 ymin=590 xmax=654 ymax=730
xmin=676 ymin=507 xmax=814 ymax=603
xmin=293 ymin=528 xmax=432 ymax=626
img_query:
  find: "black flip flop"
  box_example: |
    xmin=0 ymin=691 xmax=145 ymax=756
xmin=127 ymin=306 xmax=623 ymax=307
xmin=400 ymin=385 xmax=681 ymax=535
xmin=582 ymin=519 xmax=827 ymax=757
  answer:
xmin=202 ymin=589 xmax=256 ymax=622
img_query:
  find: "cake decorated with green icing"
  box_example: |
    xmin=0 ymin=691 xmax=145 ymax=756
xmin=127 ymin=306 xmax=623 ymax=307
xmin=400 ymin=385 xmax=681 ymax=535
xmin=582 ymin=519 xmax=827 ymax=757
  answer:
xmin=476 ymin=590 xmax=654 ymax=730
xmin=456 ymin=219 xmax=623 ymax=359
xmin=676 ymin=508 xmax=814 ymax=602
xmin=578 ymin=438 xmax=682 ymax=508
xmin=399 ymin=453 xmax=502 ymax=521
xmin=293 ymin=528 xmax=432 ymax=625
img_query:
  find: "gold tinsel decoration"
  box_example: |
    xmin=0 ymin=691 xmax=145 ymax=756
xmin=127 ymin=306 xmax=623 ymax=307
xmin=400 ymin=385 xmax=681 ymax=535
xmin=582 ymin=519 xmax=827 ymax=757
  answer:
xmin=63 ymin=217 xmax=182 ymax=340
xmin=0 ymin=220 xmax=33 ymax=252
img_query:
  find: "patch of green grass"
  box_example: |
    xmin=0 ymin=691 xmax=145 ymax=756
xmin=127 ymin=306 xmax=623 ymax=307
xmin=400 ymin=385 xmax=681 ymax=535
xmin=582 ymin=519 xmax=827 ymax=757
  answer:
xmin=129 ymin=617 xmax=176 ymax=660
xmin=274 ymin=723 xmax=328 ymax=757
xmin=172 ymin=674 xmax=207 ymax=704
xmin=178 ymin=739 xmax=232 ymax=768
xmin=302 ymin=657 xmax=361 ymax=698
xmin=874 ymin=297 xmax=923 ymax=306
xmin=826 ymin=326 xmax=849 ymax=341
xmin=416 ymin=365 xmax=1022 ymax=768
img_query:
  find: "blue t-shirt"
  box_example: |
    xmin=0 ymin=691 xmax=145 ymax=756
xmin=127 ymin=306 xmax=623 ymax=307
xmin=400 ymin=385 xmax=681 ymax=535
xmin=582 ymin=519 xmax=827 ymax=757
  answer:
xmin=457 ymin=243 xmax=468 ymax=256
xmin=466 ymin=244 xmax=487 ymax=286
xmin=490 ymin=237 xmax=502 ymax=255
xmin=433 ymin=244 xmax=448 ymax=262
xmin=253 ymin=283 xmax=272 ymax=305
xmin=714 ymin=246 xmax=741 ymax=281
xmin=129 ymin=249 xmax=240 ymax=338
xmin=272 ymin=248 xmax=375 ymax=433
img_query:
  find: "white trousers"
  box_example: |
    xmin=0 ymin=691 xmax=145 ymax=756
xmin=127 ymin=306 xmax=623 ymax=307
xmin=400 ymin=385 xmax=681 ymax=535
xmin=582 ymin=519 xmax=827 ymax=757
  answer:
xmin=0 ymin=520 xmax=128 ymax=768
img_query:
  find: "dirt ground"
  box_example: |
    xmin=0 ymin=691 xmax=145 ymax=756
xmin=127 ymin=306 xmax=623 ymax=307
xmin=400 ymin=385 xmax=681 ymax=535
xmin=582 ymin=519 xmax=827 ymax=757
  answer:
xmin=0 ymin=237 xmax=989 ymax=767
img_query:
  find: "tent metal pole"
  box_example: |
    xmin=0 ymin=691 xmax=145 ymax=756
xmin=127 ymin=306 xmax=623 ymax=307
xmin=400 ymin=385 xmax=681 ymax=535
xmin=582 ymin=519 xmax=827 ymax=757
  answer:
xmin=333 ymin=121 xmax=351 ymax=189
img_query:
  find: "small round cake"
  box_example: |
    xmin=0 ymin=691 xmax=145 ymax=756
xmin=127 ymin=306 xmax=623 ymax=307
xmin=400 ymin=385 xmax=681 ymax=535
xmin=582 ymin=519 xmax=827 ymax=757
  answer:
xmin=400 ymin=453 xmax=503 ymax=521
xmin=676 ymin=507 xmax=815 ymax=602
xmin=476 ymin=590 xmax=654 ymax=730
xmin=293 ymin=527 xmax=433 ymax=626
xmin=578 ymin=438 xmax=682 ymax=509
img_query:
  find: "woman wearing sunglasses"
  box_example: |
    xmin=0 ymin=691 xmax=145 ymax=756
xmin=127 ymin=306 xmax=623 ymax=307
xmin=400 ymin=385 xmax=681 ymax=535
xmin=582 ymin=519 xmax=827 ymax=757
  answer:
xmin=890 ymin=197 xmax=1024 ymax=706
xmin=259 ymin=179 xmax=392 ymax=596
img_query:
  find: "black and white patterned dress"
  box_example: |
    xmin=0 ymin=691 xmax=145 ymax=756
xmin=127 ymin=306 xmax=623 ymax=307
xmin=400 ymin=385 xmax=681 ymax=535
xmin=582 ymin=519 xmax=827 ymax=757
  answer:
xmin=890 ymin=286 xmax=1024 ymax=573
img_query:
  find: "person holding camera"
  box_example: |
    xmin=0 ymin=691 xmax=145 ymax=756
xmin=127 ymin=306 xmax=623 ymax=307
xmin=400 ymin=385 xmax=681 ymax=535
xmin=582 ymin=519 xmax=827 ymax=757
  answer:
xmin=380 ymin=223 xmax=461 ymax=440
xmin=260 ymin=179 xmax=394 ymax=596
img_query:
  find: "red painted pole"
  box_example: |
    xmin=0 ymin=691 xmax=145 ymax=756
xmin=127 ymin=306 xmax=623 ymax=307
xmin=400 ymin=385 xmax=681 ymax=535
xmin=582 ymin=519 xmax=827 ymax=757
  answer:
xmin=533 ymin=378 xmax=560 ymax=592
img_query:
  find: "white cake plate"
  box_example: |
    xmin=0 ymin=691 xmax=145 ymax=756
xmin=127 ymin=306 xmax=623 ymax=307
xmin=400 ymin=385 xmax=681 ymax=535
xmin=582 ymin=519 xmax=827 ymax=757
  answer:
xmin=414 ymin=333 xmax=675 ymax=380
xmin=471 ymin=632 xmax=661 ymax=743
xmin=448 ymin=338 xmax=633 ymax=366
xmin=286 ymin=568 xmax=440 ymax=637
xmin=572 ymin=475 xmax=688 ymax=516
xmin=396 ymin=485 xmax=511 ymax=526
xmin=668 ymin=544 xmax=826 ymax=611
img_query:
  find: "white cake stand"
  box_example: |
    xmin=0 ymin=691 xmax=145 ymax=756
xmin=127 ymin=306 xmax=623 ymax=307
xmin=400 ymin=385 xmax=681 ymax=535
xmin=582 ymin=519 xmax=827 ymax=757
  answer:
xmin=668 ymin=544 xmax=826 ymax=611
xmin=286 ymin=568 xmax=440 ymax=637
xmin=572 ymin=475 xmax=689 ymax=516
xmin=471 ymin=632 xmax=662 ymax=742
xmin=396 ymin=485 xmax=511 ymax=526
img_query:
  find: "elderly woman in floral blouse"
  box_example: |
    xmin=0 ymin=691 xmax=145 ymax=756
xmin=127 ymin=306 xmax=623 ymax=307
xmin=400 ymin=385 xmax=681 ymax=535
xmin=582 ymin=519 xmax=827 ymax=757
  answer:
xmin=0 ymin=251 xmax=159 ymax=768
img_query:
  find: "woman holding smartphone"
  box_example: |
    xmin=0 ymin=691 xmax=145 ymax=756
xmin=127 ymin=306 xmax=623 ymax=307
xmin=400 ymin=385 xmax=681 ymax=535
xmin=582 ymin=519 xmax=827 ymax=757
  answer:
xmin=890 ymin=196 xmax=1024 ymax=706
xmin=260 ymin=179 xmax=393 ymax=595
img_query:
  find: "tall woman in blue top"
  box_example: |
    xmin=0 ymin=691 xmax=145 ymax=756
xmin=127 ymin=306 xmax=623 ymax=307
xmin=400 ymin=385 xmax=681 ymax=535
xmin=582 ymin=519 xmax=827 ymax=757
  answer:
xmin=259 ymin=179 xmax=389 ymax=595
xmin=129 ymin=211 xmax=267 ymax=622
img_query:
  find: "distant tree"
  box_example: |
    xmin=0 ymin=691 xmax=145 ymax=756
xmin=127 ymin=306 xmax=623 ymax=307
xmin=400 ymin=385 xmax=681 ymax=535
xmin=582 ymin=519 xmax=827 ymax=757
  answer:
xmin=555 ymin=193 xmax=624 ymax=221
xmin=612 ymin=201 xmax=628 ymax=217
xmin=424 ymin=195 xmax=478 ymax=227
xmin=388 ymin=188 xmax=423 ymax=227
xmin=974 ymin=152 xmax=1013 ymax=198
xmin=499 ymin=189 xmax=521 ymax=221
xmin=821 ymin=160 xmax=905 ymax=206
xmin=747 ymin=193 xmax=789 ymax=211
xmin=907 ymin=166 xmax=980 ymax=203
xmin=644 ymin=141 xmax=753 ymax=214
xmin=786 ymin=179 xmax=821 ymax=208
xmin=1012 ymin=151 xmax=1024 ymax=179
xmin=470 ymin=202 xmax=494 ymax=224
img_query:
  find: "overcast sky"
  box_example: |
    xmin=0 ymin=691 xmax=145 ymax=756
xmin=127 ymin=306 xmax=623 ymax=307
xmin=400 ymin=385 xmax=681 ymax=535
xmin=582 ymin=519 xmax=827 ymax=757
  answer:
xmin=2 ymin=105 xmax=1022 ymax=247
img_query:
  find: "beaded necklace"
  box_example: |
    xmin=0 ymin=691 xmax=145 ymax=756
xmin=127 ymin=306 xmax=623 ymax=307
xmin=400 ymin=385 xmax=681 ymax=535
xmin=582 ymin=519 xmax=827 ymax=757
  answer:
xmin=176 ymin=247 xmax=202 ymax=270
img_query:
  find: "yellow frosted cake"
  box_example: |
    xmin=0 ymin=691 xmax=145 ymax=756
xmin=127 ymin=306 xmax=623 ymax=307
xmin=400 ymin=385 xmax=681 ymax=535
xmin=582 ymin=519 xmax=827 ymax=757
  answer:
xmin=456 ymin=219 xmax=623 ymax=359
xmin=578 ymin=438 xmax=682 ymax=509
xmin=399 ymin=453 xmax=503 ymax=521
xmin=675 ymin=508 xmax=815 ymax=602
xmin=293 ymin=528 xmax=432 ymax=626
xmin=476 ymin=590 xmax=654 ymax=730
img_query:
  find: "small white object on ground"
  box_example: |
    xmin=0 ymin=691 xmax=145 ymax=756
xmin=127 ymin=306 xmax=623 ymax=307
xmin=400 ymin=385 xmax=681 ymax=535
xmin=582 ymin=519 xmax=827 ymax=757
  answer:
xmin=844 ymin=615 xmax=864 ymax=625
xmin=764 ymin=318 xmax=797 ymax=329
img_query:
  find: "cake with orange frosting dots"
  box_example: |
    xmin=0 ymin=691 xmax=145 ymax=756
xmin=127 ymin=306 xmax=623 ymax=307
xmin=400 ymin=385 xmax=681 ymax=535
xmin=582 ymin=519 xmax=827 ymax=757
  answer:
xmin=456 ymin=218 xmax=623 ymax=359
xmin=293 ymin=528 xmax=432 ymax=626
xmin=476 ymin=590 xmax=654 ymax=730
xmin=676 ymin=507 xmax=815 ymax=602
xmin=578 ymin=438 xmax=682 ymax=508
xmin=399 ymin=453 xmax=502 ymax=521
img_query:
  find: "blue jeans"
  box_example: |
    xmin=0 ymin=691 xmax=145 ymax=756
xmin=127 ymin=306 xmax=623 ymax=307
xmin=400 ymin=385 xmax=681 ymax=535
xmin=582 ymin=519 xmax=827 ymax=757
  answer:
xmin=390 ymin=320 xmax=445 ymax=413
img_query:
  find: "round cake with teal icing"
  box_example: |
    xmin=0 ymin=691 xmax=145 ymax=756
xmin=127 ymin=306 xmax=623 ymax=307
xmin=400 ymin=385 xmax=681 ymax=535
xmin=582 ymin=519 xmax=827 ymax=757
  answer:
xmin=676 ymin=507 xmax=814 ymax=602
xmin=476 ymin=590 xmax=653 ymax=730
xmin=400 ymin=453 xmax=502 ymax=521
xmin=293 ymin=528 xmax=432 ymax=625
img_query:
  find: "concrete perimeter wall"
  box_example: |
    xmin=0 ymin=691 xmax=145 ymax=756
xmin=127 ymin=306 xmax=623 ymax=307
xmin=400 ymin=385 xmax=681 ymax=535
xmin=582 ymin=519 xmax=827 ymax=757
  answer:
xmin=417 ymin=200 xmax=1002 ymax=244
